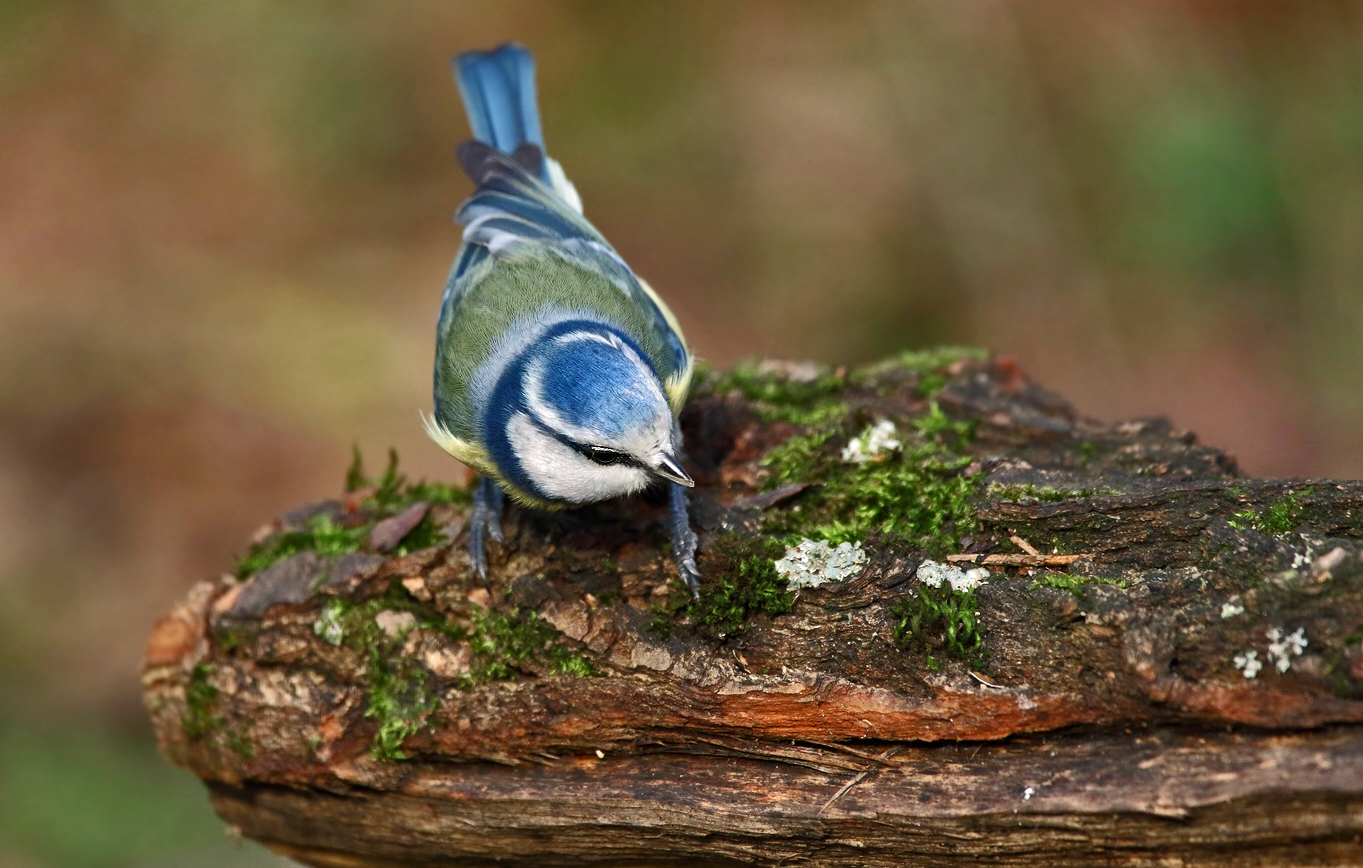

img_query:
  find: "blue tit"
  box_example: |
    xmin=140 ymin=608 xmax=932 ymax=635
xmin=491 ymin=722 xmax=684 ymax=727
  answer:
xmin=423 ymin=44 xmax=701 ymax=595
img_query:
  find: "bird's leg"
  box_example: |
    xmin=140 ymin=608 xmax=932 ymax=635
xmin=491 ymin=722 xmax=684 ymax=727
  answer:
xmin=468 ymin=475 xmax=505 ymax=579
xmin=668 ymin=481 xmax=701 ymax=598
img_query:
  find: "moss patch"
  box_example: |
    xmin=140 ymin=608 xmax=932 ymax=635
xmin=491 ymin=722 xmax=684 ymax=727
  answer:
xmin=652 ymin=535 xmax=794 ymax=639
xmin=891 ymin=583 xmax=985 ymax=670
xmin=849 ymin=346 xmax=988 ymax=397
xmin=987 ymin=483 xmax=1118 ymax=503
xmin=180 ymin=664 xmax=253 ymax=757
xmin=313 ymin=592 xmax=436 ymax=760
xmin=692 ymin=535 xmax=794 ymax=638
xmin=235 ymin=514 xmax=368 ymax=578
xmin=181 ymin=664 xmax=220 ymax=741
xmin=1030 ymin=573 xmax=1131 ymax=592
xmin=346 ymin=446 xmax=469 ymax=511
xmin=762 ymin=400 xmax=980 ymax=557
xmin=1228 ymin=488 xmax=1315 ymax=535
xmin=236 ymin=449 xmax=470 ymax=578
xmin=704 ymin=360 xmax=847 ymax=425
xmin=463 ymin=606 xmax=600 ymax=683
xmin=314 ymin=585 xmax=597 ymax=760
xmin=1325 ymin=630 xmax=1363 ymax=700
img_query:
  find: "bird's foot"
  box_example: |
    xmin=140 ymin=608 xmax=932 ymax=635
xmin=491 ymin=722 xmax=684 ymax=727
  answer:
xmin=468 ymin=476 xmax=505 ymax=579
xmin=668 ymin=482 xmax=701 ymax=598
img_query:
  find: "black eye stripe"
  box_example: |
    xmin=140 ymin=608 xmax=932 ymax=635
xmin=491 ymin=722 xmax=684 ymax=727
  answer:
xmin=516 ymin=414 xmax=642 ymax=471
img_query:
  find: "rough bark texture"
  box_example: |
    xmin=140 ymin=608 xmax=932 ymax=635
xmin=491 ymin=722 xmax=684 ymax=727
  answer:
xmin=142 ymin=353 xmax=1363 ymax=866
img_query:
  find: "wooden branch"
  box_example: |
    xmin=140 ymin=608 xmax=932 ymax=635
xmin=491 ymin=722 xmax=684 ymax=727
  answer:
xmin=142 ymin=354 xmax=1363 ymax=866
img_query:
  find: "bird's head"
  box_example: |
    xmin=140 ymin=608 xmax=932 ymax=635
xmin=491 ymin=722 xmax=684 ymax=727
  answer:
xmin=491 ymin=324 xmax=692 ymax=505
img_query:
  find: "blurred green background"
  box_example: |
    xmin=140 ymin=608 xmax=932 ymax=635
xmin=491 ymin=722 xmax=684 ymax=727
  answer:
xmin=2 ymin=1 xmax=1362 ymax=865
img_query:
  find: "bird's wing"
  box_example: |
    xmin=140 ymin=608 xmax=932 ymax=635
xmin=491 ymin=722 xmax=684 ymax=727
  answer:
xmin=440 ymin=144 xmax=691 ymax=387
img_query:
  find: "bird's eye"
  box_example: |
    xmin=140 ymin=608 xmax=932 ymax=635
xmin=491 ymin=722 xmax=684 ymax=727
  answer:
xmin=583 ymin=446 xmax=625 ymax=466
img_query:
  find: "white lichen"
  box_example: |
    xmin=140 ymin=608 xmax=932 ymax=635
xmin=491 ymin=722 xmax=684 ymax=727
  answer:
xmin=1233 ymin=626 xmax=1308 ymax=679
xmin=1266 ymin=626 xmax=1308 ymax=673
xmin=774 ymin=539 xmax=867 ymax=588
xmin=1219 ymin=599 xmax=1244 ymax=619
xmin=841 ymin=419 xmax=902 ymax=463
xmin=314 ymin=599 xmax=346 ymax=646
xmin=917 ymin=559 xmax=990 ymax=593
xmin=1233 ymin=650 xmax=1262 ymax=679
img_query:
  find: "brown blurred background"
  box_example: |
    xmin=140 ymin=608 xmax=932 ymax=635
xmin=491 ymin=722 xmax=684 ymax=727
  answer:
xmin=2 ymin=1 xmax=1361 ymax=864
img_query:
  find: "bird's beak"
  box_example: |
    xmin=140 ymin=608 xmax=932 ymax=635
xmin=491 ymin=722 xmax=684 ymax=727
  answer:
xmin=652 ymin=453 xmax=694 ymax=487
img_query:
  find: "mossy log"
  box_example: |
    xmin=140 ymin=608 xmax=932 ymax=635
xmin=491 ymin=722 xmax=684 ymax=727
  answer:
xmin=142 ymin=352 xmax=1363 ymax=867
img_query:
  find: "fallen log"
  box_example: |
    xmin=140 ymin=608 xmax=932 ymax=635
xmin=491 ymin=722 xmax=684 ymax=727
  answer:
xmin=142 ymin=350 xmax=1363 ymax=866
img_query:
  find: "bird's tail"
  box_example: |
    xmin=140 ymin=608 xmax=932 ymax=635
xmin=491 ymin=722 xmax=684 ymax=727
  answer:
xmin=455 ymin=44 xmax=544 ymax=163
xmin=454 ymin=44 xmax=581 ymax=212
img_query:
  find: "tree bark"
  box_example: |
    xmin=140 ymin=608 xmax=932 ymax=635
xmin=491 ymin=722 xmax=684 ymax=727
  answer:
xmin=142 ymin=353 xmax=1363 ymax=866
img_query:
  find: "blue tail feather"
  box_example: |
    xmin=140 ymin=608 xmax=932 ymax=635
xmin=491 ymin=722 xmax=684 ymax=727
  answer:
xmin=455 ymin=44 xmax=550 ymax=183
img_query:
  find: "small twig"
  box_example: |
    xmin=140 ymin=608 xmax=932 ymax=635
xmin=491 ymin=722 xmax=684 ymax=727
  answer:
xmin=801 ymin=740 xmax=903 ymax=765
xmin=947 ymin=553 xmax=1087 ymax=567
xmin=1009 ymin=534 xmax=1041 ymax=556
xmin=817 ymin=746 xmax=903 ymax=817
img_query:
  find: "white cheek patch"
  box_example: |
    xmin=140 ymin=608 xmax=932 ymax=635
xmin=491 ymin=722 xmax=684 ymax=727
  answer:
xmin=507 ymin=412 xmax=651 ymax=503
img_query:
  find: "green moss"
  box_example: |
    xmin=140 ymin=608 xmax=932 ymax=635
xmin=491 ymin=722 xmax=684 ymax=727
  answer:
xmin=1030 ymin=573 xmax=1131 ymax=592
xmin=1225 ymin=511 xmax=1255 ymax=530
xmin=313 ymin=586 xmax=596 ymax=760
xmin=1227 ymin=487 xmax=1314 ymax=534
xmin=912 ymin=400 xmax=977 ymax=449
xmin=212 ymin=622 xmax=256 ymax=654
xmin=312 ymin=592 xmax=438 ymax=760
xmin=646 ymin=608 xmax=676 ymax=640
xmin=181 ymin=663 xmax=255 ymax=756
xmin=1077 ymin=440 xmax=1099 ymax=467
xmin=850 ymin=346 xmax=987 ymax=397
xmin=987 ymin=483 xmax=1118 ymax=503
xmin=237 ymin=449 xmax=470 ymax=578
xmin=680 ymin=535 xmax=794 ymax=638
xmin=891 ymin=583 xmax=985 ymax=668
xmin=762 ymin=429 xmax=840 ymax=485
xmin=181 ymin=664 xmax=219 ymax=741
xmin=365 ymin=648 xmax=435 ymax=762
xmin=710 ymin=353 xmax=988 ymax=557
xmin=346 ymin=446 xmax=470 ymax=510
xmin=391 ymin=516 xmax=450 ymax=555
xmin=707 ymin=360 xmax=844 ymax=410
xmin=763 ymin=401 xmax=980 ymax=557
xmin=460 ymin=606 xmax=600 ymax=685
xmin=1260 ymin=488 xmax=1314 ymax=534
xmin=235 ymin=514 xmax=368 ymax=578
xmin=1325 ymin=630 xmax=1363 ymax=700
xmin=223 ymin=732 xmax=255 ymax=759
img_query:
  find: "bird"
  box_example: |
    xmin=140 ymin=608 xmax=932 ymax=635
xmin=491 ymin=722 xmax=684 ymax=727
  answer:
xmin=423 ymin=44 xmax=701 ymax=596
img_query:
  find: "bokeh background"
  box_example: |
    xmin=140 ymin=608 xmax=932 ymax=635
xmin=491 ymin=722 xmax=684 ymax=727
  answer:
xmin=3 ymin=1 xmax=1361 ymax=865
